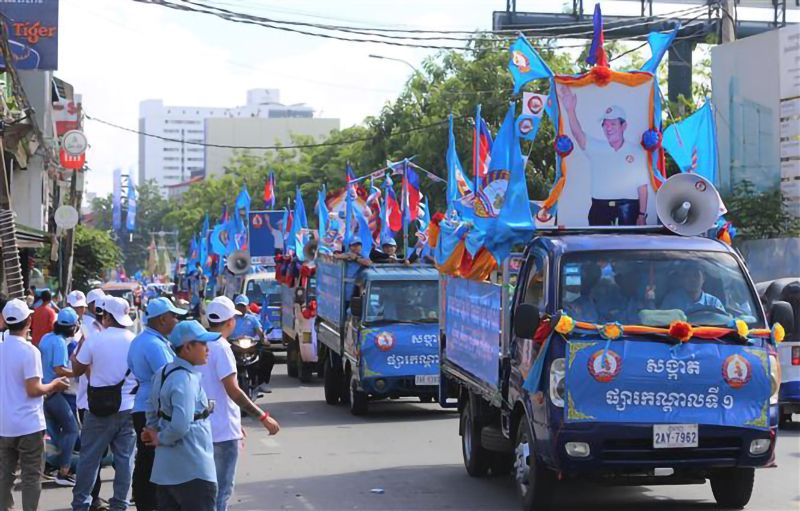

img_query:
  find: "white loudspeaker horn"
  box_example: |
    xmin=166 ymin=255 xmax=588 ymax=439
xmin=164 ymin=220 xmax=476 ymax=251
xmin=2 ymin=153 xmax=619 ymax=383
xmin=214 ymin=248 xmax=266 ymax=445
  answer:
xmin=226 ymin=250 xmax=251 ymax=275
xmin=656 ymin=174 xmax=722 ymax=236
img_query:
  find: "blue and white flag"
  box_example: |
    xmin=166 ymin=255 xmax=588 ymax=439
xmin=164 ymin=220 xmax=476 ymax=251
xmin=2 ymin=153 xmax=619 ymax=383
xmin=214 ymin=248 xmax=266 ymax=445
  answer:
xmin=126 ymin=176 xmax=136 ymax=231
xmin=508 ymin=36 xmax=554 ymax=94
xmin=663 ymin=101 xmax=718 ymax=183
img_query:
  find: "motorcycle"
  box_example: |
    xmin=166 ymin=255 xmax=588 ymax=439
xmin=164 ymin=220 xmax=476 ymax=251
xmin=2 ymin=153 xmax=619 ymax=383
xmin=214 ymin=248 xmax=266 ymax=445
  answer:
xmin=228 ymin=336 xmax=261 ymax=401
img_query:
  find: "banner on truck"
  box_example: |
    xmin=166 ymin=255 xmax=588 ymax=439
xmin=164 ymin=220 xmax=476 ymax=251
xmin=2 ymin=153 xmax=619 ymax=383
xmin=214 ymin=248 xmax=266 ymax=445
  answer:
xmin=443 ymin=277 xmax=501 ymax=385
xmin=565 ymin=339 xmax=772 ymax=430
xmin=360 ymin=325 xmax=439 ymax=378
xmin=248 ymin=210 xmax=283 ymax=265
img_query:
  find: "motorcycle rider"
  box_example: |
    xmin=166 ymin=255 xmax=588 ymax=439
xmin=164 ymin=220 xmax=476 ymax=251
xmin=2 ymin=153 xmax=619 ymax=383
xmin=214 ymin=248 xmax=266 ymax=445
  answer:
xmin=231 ymin=296 xmax=273 ymax=394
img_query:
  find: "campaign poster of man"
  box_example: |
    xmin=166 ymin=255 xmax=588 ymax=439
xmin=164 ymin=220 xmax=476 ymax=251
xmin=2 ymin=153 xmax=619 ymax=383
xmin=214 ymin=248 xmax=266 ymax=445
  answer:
xmin=553 ymin=78 xmax=658 ymax=227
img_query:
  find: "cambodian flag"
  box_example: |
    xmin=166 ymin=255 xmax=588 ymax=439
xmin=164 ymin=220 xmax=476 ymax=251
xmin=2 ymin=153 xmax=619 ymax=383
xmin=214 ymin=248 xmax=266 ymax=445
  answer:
xmin=263 ymin=171 xmax=276 ymax=208
xmin=586 ymin=3 xmax=608 ymax=67
xmin=346 ymin=162 xmax=358 ymax=193
xmin=473 ymin=107 xmax=493 ymax=183
xmin=384 ymin=177 xmax=402 ymax=232
xmin=403 ymin=162 xmax=421 ymax=222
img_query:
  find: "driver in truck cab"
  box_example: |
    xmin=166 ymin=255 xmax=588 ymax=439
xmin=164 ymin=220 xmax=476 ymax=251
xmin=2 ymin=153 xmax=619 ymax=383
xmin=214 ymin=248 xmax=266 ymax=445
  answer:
xmin=660 ymin=264 xmax=725 ymax=313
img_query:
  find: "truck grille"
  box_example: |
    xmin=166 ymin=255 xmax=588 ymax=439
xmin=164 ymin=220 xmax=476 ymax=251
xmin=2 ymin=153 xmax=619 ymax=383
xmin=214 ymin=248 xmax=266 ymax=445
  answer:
xmin=600 ymin=437 xmax=742 ymax=463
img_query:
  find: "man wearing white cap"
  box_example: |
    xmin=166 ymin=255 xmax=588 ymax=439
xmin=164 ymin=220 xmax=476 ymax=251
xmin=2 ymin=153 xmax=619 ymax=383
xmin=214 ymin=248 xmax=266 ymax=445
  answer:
xmin=76 ymin=289 xmax=107 ymax=509
xmin=201 ymin=297 xmax=280 ymax=511
xmin=0 ymin=299 xmax=70 ymax=511
xmin=67 ymin=290 xmax=88 ymax=317
xmin=557 ymin=84 xmax=649 ymax=226
xmin=70 ymin=296 xmax=137 ymax=511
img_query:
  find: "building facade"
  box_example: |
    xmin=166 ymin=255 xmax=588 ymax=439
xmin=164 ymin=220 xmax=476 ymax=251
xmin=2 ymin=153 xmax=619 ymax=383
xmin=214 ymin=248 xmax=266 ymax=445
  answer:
xmin=138 ymin=89 xmax=338 ymax=193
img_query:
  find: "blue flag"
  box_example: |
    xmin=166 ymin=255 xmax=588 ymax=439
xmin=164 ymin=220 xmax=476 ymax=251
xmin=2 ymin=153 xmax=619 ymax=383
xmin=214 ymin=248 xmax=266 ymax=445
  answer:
xmin=356 ymin=207 xmax=373 ymax=259
xmin=210 ymin=223 xmax=227 ymax=256
xmin=663 ymin=101 xmax=718 ymax=183
xmin=126 ymin=177 xmax=136 ymax=231
xmin=446 ymin=115 xmax=473 ymax=219
xmin=235 ymin=184 xmax=251 ymax=219
xmin=640 ymin=24 xmax=680 ymax=74
xmin=199 ymin=214 xmax=209 ymax=272
xmin=112 ymin=168 xmax=122 ymax=231
xmin=485 ymin=104 xmax=534 ymax=263
xmin=317 ymin=185 xmax=330 ymax=254
xmin=508 ymin=36 xmax=554 ymax=94
xmin=516 ymin=114 xmax=542 ymax=142
xmin=290 ymin=187 xmax=308 ymax=261
xmin=343 ymin=186 xmax=354 ymax=249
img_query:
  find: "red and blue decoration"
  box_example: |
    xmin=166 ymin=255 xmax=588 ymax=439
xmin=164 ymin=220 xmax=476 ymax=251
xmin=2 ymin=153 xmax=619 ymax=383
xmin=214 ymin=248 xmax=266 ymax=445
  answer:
xmin=641 ymin=129 xmax=663 ymax=152
xmin=555 ymin=135 xmax=574 ymax=158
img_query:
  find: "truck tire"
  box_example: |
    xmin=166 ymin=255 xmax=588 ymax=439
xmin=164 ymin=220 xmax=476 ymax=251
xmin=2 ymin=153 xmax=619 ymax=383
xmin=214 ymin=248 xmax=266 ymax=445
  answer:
xmin=323 ymin=354 xmax=341 ymax=405
xmin=286 ymin=342 xmax=299 ymax=378
xmin=710 ymin=468 xmax=754 ymax=509
xmin=461 ymin=399 xmax=490 ymax=477
xmin=514 ymin=415 xmax=555 ymax=510
xmin=299 ymin=361 xmax=313 ymax=384
xmin=349 ymin=373 xmax=369 ymax=416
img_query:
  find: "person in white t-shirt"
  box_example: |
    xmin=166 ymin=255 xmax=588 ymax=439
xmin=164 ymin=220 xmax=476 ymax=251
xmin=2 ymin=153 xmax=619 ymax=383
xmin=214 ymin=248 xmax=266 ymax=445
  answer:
xmin=557 ymin=84 xmax=649 ymax=226
xmin=200 ymin=296 xmax=280 ymax=511
xmin=0 ymin=299 xmax=69 ymax=511
xmin=70 ymin=296 xmax=137 ymax=511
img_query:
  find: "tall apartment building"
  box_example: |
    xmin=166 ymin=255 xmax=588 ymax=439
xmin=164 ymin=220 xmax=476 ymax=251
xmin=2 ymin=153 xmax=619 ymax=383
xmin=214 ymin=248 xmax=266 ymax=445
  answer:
xmin=138 ymin=89 xmax=339 ymax=194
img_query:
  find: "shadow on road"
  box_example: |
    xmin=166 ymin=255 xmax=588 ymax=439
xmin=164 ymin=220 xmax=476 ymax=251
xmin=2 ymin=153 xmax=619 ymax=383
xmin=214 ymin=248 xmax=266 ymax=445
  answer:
xmin=230 ymin=464 xmax=720 ymax=511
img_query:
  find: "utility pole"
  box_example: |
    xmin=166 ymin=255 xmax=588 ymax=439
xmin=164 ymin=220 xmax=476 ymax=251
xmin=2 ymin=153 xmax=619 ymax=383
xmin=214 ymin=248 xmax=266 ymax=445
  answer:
xmin=60 ymin=168 xmax=82 ymax=296
xmin=721 ymin=0 xmax=736 ymax=43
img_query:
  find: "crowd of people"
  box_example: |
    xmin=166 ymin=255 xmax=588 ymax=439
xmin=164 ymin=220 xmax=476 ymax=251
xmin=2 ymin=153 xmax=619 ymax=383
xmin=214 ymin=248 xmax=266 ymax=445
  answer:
xmin=0 ymin=287 xmax=280 ymax=511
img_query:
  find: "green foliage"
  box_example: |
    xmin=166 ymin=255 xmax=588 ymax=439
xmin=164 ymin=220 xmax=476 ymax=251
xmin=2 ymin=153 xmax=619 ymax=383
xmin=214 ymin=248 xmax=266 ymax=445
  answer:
xmin=91 ymin=180 xmax=173 ymax=274
xmin=724 ymin=181 xmax=800 ymax=240
xmin=72 ymin=225 xmax=123 ymax=290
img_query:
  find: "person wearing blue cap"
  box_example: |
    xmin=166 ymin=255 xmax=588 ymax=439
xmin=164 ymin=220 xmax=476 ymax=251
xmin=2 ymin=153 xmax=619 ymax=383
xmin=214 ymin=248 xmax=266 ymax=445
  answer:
xmin=231 ymin=296 xmax=274 ymax=393
xmin=141 ymin=320 xmax=219 ymax=510
xmin=38 ymin=307 xmax=81 ymax=487
xmin=370 ymin=237 xmax=419 ymax=264
xmin=127 ymin=297 xmax=186 ymax=511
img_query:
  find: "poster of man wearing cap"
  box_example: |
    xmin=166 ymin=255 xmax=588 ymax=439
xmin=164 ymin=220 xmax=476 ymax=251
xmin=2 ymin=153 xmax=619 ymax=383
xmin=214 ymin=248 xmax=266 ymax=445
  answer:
xmin=555 ymin=81 xmax=656 ymax=227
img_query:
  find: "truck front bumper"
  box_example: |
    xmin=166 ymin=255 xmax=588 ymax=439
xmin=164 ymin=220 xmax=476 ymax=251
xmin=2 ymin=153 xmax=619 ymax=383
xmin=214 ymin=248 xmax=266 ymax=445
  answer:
xmin=551 ymin=422 xmax=775 ymax=477
xmin=361 ymin=375 xmax=438 ymax=398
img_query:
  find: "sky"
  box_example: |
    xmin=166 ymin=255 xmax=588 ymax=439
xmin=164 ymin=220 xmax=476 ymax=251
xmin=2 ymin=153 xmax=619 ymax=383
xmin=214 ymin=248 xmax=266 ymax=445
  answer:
xmin=54 ymin=0 xmax=796 ymax=197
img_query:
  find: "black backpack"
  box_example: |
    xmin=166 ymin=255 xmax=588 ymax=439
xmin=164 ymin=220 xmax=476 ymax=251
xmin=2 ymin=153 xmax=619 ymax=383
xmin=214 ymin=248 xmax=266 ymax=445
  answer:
xmin=87 ymin=369 xmax=136 ymax=417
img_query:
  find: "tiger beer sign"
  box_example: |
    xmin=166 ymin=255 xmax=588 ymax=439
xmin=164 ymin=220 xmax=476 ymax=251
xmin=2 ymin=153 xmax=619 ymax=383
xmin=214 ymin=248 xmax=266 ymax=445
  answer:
xmin=0 ymin=0 xmax=59 ymax=70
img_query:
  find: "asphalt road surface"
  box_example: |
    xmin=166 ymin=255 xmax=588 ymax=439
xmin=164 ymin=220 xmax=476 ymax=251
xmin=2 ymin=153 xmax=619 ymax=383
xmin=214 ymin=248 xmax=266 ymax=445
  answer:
xmin=35 ymin=364 xmax=800 ymax=510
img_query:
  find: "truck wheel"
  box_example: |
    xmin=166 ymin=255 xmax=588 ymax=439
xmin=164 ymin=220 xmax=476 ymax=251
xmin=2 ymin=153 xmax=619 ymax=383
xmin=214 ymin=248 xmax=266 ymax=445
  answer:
xmin=461 ymin=399 xmax=490 ymax=477
xmin=286 ymin=343 xmax=299 ymax=378
xmin=349 ymin=374 xmax=369 ymax=416
xmin=299 ymin=361 xmax=313 ymax=384
xmin=710 ymin=468 xmax=754 ymax=509
xmin=489 ymin=452 xmax=514 ymax=477
xmin=323 ymin=355 xmax=341 ymax=405
xmin=514 ymin=415 xmax=555 ymax=510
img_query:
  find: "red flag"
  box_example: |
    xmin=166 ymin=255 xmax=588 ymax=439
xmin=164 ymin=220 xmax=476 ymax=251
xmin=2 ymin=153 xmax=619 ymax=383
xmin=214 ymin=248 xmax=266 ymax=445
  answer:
xmin=403 ymin=164 xmax=421 ymax=222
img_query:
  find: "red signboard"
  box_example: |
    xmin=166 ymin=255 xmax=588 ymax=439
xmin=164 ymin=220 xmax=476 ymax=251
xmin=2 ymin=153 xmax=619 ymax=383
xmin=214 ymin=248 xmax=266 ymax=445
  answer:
xmin=60 ymin=148 xmax=85 ymax=170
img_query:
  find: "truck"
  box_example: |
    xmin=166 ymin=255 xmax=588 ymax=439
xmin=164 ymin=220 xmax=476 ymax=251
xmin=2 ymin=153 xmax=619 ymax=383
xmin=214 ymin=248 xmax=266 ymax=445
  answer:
xmin=316 ymin=257 xmax=441 ymax=415
xmin=440 ymin=233 xmax=792 ymax=510
xmin=280 ymin=259 xmax=320 ymax=382
xmin=241 ymin=271 xmax=283 ymax=350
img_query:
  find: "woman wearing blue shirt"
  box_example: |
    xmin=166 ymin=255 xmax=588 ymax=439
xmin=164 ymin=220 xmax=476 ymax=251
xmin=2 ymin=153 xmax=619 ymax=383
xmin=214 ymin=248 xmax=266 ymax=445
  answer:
xmin=141 ymin=320 xmax=219 ymax=510
xmin=38 ymin=307 xmax=80 ymax=486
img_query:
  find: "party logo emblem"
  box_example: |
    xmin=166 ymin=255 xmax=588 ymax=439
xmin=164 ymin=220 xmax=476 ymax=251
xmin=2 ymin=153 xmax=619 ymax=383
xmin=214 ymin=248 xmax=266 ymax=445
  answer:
xmin=587 ymin=350 xmax=622 ymax=383
xmin=722 ymin=354 xmax=751 ymax=389
xmin=374 ymin=331 xmax=396 ymax=352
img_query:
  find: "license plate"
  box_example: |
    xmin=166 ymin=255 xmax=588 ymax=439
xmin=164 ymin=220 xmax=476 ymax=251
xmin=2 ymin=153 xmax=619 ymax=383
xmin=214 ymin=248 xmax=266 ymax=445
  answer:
xmin=653 ymin=424 xmax=698 ymax=449
xmin=415 ymin=375 xmax=440 ymax=386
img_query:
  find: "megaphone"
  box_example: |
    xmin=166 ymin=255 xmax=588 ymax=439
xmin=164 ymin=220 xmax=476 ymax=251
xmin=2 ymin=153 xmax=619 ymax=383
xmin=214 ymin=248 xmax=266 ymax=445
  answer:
xmin=656 ymin=174 xmax=722 ymax=236
xmin=226 ymin=250 xmax=251 ymax=275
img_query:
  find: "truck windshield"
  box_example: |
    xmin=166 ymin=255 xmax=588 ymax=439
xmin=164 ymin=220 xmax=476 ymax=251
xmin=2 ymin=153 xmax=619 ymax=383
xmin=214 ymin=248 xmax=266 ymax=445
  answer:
xmin=559 ymin=251 xmax=763 ymax=329
xmin=365 ymin=280 xmax=439 ymax=323
xmin=246 ymin=279 xmax=281 ymax=306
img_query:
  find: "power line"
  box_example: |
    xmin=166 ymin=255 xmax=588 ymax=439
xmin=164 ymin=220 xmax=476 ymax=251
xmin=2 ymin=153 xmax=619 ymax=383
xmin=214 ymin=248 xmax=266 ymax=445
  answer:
xmin=85 ymin=112 xmax=455 ymax=150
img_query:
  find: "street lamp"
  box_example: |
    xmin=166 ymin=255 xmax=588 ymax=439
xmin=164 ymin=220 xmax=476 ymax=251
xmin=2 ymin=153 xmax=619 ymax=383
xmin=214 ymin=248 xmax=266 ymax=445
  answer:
xmin=368 ymin=54 xmax=422 ymax=76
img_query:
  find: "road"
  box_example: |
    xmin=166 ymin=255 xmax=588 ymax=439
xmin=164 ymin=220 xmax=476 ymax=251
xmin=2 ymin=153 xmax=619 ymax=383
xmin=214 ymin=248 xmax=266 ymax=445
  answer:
xmin=35 ymin=364 xmax=800 ymax=510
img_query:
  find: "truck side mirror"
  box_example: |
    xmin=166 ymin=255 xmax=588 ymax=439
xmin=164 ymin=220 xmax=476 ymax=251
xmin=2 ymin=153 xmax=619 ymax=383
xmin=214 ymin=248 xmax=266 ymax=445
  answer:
xmin=350 ymin=296 xmax=363 ymax=318
xmin=769 ymin=300 xmax=795 ymax=336
xmin=514 ymin=303 xmax=540 ymax=339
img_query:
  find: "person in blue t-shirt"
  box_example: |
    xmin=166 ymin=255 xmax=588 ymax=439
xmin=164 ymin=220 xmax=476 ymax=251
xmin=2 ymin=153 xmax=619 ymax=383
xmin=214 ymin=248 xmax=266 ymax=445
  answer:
xmin=232 ymin=295 xmax=274 ymax=393
xmin=38 ymin=307 xmax=80 ymax=486
xmin=661 ymin=265 xmax=725 ymax=313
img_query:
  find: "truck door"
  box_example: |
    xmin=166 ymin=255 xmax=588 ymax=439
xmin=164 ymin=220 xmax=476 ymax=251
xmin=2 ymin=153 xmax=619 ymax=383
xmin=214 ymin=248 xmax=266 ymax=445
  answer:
xmin=509 ymin=248 xmax=550 ymax=437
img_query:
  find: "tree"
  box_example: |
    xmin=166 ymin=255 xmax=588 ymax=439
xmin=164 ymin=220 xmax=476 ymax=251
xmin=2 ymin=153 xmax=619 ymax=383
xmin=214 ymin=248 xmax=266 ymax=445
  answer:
xmin=91 ymin=180 xmax=173 ymax=273
xmin=72 ymin=225 xmax=123 ymax=290
xmin=723 ymin=181 xmax=800 ymax=240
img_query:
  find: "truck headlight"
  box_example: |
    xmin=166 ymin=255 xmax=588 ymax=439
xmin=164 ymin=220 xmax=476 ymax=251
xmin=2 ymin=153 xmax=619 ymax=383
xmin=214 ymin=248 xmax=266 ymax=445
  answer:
xmin=549 ymin=358 xmax=566 ymax=408
xmin=769 ymin=353 xmax=781 ymax=405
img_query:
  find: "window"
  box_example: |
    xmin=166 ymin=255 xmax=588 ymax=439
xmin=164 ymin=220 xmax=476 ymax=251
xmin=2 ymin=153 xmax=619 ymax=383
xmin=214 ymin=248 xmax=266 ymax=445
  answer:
xmin=187 ymin=148 xmax=203 ymax=153
xmin=164 ymin=166 xmax=180 ymax=171
xmin=187 ymin=157 xmax=203 ymax=162
xmin=523 ymin=251 xmax=547 ymax=310
xmin=164 ymin=129 xmax=179 ymax=134
xmin=559 ymin=250 xmax=763 ymax=329
xmin=163 ymin=157 xmax=180 ymax=161
xmin=364 ymin=281 xmax=438 ymax=323
xmin=163 ymin=147 xmax=180 ymax=153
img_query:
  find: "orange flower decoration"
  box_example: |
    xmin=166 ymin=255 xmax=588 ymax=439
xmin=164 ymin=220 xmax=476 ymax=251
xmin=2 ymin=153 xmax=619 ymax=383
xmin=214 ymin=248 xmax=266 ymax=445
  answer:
xmin=591 ymin=66 xmax=613 ymax=87
xmin=669 ymin=321 xmax=694 ymax=343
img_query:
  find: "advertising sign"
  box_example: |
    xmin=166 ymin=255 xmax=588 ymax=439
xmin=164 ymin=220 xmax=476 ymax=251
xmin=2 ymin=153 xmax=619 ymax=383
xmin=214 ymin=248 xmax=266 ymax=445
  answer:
xmin=360 ymin=324 xmax=440 ymax=379
xmin=554 ymin=78 xmax=658 ymax=227
xmin=444 ymin=277 xmax=501 ymax=386
xmin=0 ymin=0 xmax=59 ymax=70
xmin=316 ymin=260 xmax=343 ymax=325
xmin=565 ymin=339 xmax=772 ymax=430
xmin=247 ymin=210 xmax=283 ymax=265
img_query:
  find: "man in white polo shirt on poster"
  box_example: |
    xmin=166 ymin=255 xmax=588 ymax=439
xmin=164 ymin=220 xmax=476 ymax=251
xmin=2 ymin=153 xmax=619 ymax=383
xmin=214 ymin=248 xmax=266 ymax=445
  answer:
xmin=70 ymin=296 xmax=137 ymax=511
xmin=200 ymin=296 xmax=280 ymax=511
xmin=557 ymin=83 xmax=649 ymax=227
xmin=0 ymin=299 xmax=69 ymax=511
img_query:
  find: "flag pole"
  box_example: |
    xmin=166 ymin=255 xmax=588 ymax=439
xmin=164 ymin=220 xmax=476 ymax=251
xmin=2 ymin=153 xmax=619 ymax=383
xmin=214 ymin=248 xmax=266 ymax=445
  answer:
xmin=402 ymin=160 xmax=409 ymax=260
